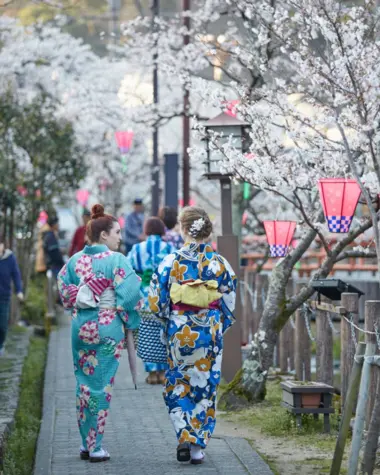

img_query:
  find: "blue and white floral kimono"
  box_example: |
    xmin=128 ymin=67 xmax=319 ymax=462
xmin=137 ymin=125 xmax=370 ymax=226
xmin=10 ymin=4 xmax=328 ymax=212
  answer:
xmin=148 ymin=242 xmax=237 ymax=449
xmin=57 ymin=244 xmax=141 ymax=454
xmin=127 ymin=235 xmax=174 ymax=372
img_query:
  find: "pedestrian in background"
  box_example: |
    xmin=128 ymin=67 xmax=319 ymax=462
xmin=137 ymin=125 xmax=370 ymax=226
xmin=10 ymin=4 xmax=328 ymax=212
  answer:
xmin=159 ymin=206 xmax=184 ymax=250
xmin=127 ymin=217 xmax=174 ymax=384
xmin=123 ymin=198 xmax=145 ymax=255
xmin=0 ymin=234 xmax=24 ymax=357
xmin=69 ymin=209 xmax=91 ymax=257
xmin=43 ymin=215 xmax=65 ymax=280
xmin=148 ymin=206 xmax=237 ymax=465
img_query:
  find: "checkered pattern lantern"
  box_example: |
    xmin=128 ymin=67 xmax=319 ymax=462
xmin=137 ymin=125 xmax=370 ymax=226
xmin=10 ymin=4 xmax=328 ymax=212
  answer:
xmin=115 ymin=131 xmax=134 ymax=153
xmin=318 ymin=179 xmax=361 ymax=233
xmin=263 ymin=220 xmax=297 ymax=257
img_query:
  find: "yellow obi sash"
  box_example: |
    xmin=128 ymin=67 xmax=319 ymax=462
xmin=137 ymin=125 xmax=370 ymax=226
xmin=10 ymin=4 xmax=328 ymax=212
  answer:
xmin=170 ymin=279 xmax=222 ymax=309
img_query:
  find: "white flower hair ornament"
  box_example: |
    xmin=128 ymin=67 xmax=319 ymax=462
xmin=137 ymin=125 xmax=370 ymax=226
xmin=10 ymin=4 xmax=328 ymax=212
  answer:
xmin=189 ymin=218 xmax=205 ymax=237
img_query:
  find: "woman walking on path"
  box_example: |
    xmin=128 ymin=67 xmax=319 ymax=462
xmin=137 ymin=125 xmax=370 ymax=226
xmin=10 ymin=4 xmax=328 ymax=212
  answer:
xmin=148 ymin=206 xmax=237 ymax=465
xmin=57 ymin=204 xmax=141 ymax=463
xmin=127 ymin=217 xmax=174 ymax=384
xmin=0 ymin=235 xmax=24 ymax=357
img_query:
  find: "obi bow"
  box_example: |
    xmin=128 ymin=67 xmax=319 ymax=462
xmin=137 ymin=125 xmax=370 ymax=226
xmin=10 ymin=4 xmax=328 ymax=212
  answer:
xmin=76 ymin=273 xmax=113 ymax=309
xmin=170 ymin=279 xmax=222 ymax=309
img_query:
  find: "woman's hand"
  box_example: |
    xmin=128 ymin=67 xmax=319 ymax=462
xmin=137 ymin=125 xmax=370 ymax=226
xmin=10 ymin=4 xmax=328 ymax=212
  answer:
xmin=17 ymin=292 xmax=24 ymax=302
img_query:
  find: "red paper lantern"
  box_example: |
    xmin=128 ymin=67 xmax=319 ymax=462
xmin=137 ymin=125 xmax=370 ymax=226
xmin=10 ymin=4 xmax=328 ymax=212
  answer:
xmin=178 ymin=198 xmax=196 ymax=208
xmin=115 ymin=130 xmax=134 ymax=154
xmin=318 ymin=178 xmax=361 ymax=233
xmin=118 ymin=216 xmax=125 ymax=228
xmin=263 ymin=220 xmax=297 ymax=257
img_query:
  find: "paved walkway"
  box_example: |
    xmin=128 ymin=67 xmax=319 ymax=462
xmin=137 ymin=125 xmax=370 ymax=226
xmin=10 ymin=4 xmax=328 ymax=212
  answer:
xmin=34 ymin=314 xmax=273 ymax=475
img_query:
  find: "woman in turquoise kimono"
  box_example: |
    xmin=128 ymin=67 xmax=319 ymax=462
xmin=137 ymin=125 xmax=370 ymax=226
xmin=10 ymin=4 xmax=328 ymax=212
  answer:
xmin=57 ymin=204 xmax=141 ymax=463
xmin=148 ymin=206 xmax=237 ymax=465
xmin=127 ymin=217 xmax=174 ymax=384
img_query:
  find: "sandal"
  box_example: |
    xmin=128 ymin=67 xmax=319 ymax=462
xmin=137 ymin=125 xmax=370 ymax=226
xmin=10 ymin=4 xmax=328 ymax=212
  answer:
xmin=190 ymin=454 xmax=205 ymax=465
xmin=157 ymin=371 xmax=166 ymax=385
xmin=145 ymin=372 xmax=158 ymax=384
xmin=177 ymin=443 xmax=190 ymax=462
xmin=89 ymin=448 xmax=110 ymax=463
xmin=79 ymin=446 xmax=89 ymax=460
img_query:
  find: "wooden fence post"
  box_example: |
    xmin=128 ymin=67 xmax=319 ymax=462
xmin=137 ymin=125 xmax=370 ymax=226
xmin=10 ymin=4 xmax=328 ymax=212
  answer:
xmin=316 ymin=306 xmax=333 ymax=385
xmin=365 ymin=300 xmax=380 ymax=428
xmin=330 ymin=342 xmax=366 ymax=475
xmin=295 ymin=283 xmax=311 ymax=381
xmin=341 ymin=292 xmax=359 ymax=406
xmin=279 ymin=279 xmax=294 ymax=373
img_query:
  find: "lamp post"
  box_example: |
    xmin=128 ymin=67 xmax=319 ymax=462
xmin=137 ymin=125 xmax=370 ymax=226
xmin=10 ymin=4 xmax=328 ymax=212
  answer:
xmin=203 ymin=111 xmax=250 ymax=382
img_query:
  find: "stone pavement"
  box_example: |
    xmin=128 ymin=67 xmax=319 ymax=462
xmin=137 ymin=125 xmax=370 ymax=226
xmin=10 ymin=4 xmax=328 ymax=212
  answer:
xmin=34 ymin=314 xmax=273 ymax=475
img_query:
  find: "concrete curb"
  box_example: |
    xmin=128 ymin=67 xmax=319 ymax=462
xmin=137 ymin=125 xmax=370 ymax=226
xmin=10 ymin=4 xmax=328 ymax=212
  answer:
xmin=33 ymin=330 xmax=57 ymax=475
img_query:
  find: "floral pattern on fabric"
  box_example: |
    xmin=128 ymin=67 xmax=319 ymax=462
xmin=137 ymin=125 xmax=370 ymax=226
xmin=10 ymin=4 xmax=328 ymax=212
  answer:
xmin=57 ymin=244 xmax=141 ymax=453
xmin=148 ymin=242 xmax=237 ymax=449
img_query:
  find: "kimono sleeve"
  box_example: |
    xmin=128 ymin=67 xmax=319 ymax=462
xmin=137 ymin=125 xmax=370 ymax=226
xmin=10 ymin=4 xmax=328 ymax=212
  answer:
xmin=148 ymin=253 xmax=176 ymax=320
xmin=219 ymin=256 xmax=238 ymax=334
xmin=57 ymin=263 xmax=78 ymax=310
xmin=113 ymin=253 xmax=142 ymax=330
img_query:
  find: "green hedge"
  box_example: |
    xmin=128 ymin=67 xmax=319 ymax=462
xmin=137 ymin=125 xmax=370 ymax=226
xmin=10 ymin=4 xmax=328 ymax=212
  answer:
xmin=21 ymin=275 xmax=47 ymax=326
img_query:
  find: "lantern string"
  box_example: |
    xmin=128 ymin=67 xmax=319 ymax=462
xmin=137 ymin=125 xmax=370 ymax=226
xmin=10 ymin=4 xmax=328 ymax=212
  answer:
xmin=239 ymin=280 xmax=257 ymax=310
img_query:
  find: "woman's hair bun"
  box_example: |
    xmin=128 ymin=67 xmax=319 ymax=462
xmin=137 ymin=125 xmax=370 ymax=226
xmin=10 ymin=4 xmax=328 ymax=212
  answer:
xmin=91 ymin=204 xmax=105 ymax=220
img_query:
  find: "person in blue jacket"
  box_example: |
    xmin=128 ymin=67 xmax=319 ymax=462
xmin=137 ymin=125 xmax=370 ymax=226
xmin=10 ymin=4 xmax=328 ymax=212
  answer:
xmin=0 ymin=234 xmax=24 ymax=357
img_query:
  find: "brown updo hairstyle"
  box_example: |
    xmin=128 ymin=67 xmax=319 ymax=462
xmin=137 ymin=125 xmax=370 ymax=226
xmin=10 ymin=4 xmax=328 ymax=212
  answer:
xmin=86 ymin=204 xmax=118 ymax=243
xmin=179 ymin=206 xmax=213 ymax=241
xmin=144 ymin=217 xmax=165 ymax=237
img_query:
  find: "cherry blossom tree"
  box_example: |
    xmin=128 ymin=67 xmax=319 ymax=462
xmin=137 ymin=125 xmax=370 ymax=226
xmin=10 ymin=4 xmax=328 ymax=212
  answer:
xmin=120 ymin=0 xmax=380 ymax=402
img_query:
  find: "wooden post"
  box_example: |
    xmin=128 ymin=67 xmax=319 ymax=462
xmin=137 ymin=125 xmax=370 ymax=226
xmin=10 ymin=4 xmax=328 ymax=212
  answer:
xmin=241 ymin=267 xmax=249 ymax=346
xmin=365 ymin=300 xmax=380 ymax=428
xmin=330 ymin=342 xmax=366 ymax=475
xmin=316 ymin=307 xmax=333 ymax=385
xmin=295 ymin=283 xmax=311 ymax=381
xmin=362 ymin=368 xmax=380 ymax=475
xmin=218 ymin=235 xmax=242 ymax=382
xmin=341 ymin=292 xmax=359 ymax=406
xmin=348 ymin=341 xmax=377 ymax=475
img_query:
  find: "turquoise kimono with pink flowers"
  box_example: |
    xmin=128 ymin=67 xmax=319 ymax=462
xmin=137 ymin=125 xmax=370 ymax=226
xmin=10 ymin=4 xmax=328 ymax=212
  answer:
xmin=57 ymin=244 xmax=141 ymax=454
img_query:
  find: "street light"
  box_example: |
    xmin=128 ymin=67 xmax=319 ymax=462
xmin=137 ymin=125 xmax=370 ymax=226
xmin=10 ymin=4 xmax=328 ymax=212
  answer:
xmin=202 ymin=109 xmax=250 ymax=382
xmin=203 ymin=110 xmax=251 ymax=234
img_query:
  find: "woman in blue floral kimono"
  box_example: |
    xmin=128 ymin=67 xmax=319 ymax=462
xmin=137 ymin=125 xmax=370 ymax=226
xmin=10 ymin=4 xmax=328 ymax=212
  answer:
xmin=58 ymin=204 xmax=141 ymax=463
xmin=148 ymin=206 xmax=237 ymax=465
xmin=127 ymin=217 xmax=174 ymax=384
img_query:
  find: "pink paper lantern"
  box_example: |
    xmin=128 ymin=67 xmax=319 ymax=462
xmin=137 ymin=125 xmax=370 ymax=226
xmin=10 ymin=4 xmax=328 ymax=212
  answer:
xmin=115 ymin=130 xmax=134 ymax=154
xmin=318 ymin=178 xmax=361 ymax=233
xmin=263 ymin=220 xmax=297 ymax=257
xmin=76 ymin=189 xmax=90 ymax=207
xmin=38 ymin=211 xmax=48 ymax=225
xmin=35 ymin=189 xmax=41 ymax=198
xmin=223 ymin=100 xmax=240 ymax=117
xmin=118 ymin=216 xmax=125 ymax=228
xmin=17 ymin=185 xmax=27 ymax=197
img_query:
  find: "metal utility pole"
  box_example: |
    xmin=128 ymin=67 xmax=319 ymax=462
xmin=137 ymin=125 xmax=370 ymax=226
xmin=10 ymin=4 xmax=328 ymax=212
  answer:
xmin=151 ymin=0 xmax=160 ymax=216
xmin=108 ymin=0 xmax=120 ymax=44
xmin=182 ymin=0 xmax=191 ymax=207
